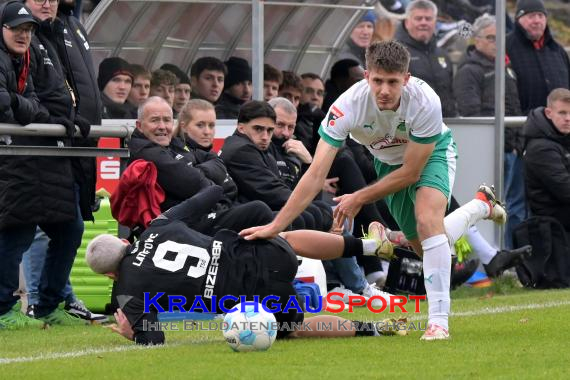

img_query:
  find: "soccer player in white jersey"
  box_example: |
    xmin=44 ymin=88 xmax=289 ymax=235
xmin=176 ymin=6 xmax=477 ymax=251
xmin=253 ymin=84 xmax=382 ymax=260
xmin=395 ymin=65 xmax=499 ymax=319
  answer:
xmin=241 ymin=41 xmax=506 ymax=340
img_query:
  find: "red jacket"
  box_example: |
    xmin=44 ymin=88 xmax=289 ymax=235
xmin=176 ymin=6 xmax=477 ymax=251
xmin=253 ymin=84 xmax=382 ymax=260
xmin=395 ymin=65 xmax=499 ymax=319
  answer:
xmin=111 ymin=159 xmax=165 ymax=229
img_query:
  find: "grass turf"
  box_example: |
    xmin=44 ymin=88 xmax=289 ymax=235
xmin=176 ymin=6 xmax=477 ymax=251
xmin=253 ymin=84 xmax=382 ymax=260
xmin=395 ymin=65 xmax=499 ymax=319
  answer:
xmin=2 ymin=284 xmax=570 ymax=379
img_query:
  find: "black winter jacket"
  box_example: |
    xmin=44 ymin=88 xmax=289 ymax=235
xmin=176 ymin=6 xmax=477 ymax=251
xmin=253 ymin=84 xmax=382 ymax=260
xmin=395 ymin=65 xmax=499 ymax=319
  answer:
xmin=215 ymin=93 xmax=244 ymax=119
xmin=523 ymin=107 xmax=570 ymax=230
xmin=128 ymin=130 xmax=221 ymax=211
xmin=219 ymin=131 xmax=292 ymax=210
xmin=506 ymin=22 xmax=570 ymax=114
xmin=0 ymin=2 xmax=76 ymax=228
xmin=267 ymin=136 xmax=302 ymax=190
xmin=394 ymin=23 xmax=457 ymax=117
xmin=181 ymin=135 xmax=238 ymax=202
xmin=55 ymin=10 xmax=101 ymax=124
xmin=454 ymin=46 xmax=523 ymax=152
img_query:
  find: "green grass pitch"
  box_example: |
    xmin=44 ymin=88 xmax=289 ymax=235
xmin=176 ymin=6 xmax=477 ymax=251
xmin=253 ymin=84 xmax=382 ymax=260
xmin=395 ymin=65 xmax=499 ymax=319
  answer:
xmin=2 ymin=281 xmax=570 ymax=379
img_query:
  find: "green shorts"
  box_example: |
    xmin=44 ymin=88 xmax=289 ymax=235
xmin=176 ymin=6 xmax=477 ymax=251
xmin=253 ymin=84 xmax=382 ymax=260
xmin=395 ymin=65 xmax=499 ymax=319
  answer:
xmin=374 ymin=131 xmax=457 ymax=240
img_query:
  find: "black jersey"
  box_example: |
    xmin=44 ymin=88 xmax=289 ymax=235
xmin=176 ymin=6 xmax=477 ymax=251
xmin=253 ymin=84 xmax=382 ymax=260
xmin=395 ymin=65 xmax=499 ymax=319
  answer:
xmin=114 ymin=186 xmax=301 ymax=345
xmin=116 ymin=223 xmax=300 ymax=345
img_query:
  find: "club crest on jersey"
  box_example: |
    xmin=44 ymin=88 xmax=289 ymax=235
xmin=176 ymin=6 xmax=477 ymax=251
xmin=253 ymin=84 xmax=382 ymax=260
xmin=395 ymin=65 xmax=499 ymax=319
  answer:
xmin=327 ymin=105 xmax=344 ymax=127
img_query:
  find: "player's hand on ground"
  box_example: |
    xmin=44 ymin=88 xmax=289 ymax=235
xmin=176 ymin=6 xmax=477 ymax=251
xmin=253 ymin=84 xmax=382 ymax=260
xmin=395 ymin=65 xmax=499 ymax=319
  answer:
xmin=282 ymin=139 xmax=312 ymax=164
xmin=239 ymin=223 xmax=280 ymax=240
xmin=323 ymin=177 xmax=339 ymax=195
xmin=333 ymin=193 xmax=364 ymax=232
xmin=110 ymin=308 xmax=134 ymax=341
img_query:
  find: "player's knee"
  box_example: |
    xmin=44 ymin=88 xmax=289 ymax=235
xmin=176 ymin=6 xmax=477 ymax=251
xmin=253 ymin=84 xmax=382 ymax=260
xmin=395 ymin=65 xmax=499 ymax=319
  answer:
xmin=415 ymin=213 xmax=444 ymax=239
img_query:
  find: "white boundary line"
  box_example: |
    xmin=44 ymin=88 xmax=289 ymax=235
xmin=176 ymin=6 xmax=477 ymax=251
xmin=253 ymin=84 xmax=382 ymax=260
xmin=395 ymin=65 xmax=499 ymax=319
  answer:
xmin=2 ymin=299 xmax=570 ymax=365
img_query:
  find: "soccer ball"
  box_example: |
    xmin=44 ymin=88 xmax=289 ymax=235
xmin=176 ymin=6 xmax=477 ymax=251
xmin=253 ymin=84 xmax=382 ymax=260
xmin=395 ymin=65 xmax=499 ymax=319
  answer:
xmin=222 ymin=302 xmax=277 ymax=352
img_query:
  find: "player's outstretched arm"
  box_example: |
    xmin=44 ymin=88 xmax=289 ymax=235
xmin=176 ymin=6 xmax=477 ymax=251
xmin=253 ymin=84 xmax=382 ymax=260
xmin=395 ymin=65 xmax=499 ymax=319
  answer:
xmin=240 ymin=139 xmax=339 ymax=240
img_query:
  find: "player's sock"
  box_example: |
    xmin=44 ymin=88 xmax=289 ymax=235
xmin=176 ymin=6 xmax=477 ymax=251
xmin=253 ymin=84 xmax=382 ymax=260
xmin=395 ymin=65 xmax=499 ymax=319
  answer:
xmin=342 ymin=235 xmax=364 ymax=257
xmin=444 ymin=199 xmax=489 ymax=245
xmin=465 ymin=225 xmax=496 ymax=265
xmin=422 ymin=234 xmax=451 ymax=331
xmin=361 ymin=239 xmax=378 ymax=256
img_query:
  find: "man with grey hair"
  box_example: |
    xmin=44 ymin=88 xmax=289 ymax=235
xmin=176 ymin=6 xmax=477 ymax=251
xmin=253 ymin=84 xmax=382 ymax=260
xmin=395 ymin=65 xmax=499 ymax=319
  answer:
xmin=394 ymin=0 xmax=457 ymax=117
xmin=268 ymin=97 xmax=312 ymax=190
xmin=125 ymin=97 xmax=273 ymax=235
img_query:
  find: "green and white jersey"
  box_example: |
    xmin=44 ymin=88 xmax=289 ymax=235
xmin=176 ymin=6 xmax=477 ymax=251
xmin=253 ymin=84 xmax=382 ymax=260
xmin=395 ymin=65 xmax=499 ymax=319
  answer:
xmin=319 ymin=77 xmax=450 ymax=165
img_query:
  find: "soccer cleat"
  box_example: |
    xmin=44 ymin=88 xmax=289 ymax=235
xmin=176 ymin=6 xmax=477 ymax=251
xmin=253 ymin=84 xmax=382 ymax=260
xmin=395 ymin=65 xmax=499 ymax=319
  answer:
xmin=366 ymin=221 xmax=396 ymax=260
xmin=484 ymin=245 xmax=533 ymax=278
xmin=475 ymin=184 xmax=507 ymax=225
xmin=420 ymin=323 xmax=450 ymax=341
xmin=0 ymin=308 xmax=45 ymax=330
xmin=362 ymin=283 xmax=393 ymax=309
xmin=65 ymin=300 xmax=109 ymax=323
xmin=451 ymin=258 xmax=480 ymax=289
xmin=38 ymin=307 xmax=88 ymax=326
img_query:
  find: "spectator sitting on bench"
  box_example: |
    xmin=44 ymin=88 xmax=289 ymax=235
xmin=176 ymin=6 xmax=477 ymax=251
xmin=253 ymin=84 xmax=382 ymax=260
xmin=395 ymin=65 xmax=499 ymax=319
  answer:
xmin=125 ymin=97 xmax=272 ymax=236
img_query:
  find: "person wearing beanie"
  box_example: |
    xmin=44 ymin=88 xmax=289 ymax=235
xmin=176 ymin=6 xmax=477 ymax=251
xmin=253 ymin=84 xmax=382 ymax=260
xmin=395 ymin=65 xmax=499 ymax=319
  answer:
xmin=215 ymin=56 xmax=252 ymax=119
xmin=394 ymin=0 xmax=457 ymax=117
xmin=507 ymin=0 xmax=570 ymax=114
xmin=98 ymin=56 xmax=134 ymax=119
xmin=332 ymin=10 xmax=376 ymax=68
xmin=160 ymin=63 xmax=191 ymax=116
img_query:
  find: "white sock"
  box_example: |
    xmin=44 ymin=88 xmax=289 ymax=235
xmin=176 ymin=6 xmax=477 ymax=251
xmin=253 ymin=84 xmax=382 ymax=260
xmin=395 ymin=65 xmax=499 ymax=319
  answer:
xmin=362 ymin=239 xmax=377 ymax=256
xmin=466 ymin=226 xmax=497 ymax=265
xmin=422 ymin=234 xmax=451 ymax=330
xmin=444 ymin=199 xmax=489 ymax=245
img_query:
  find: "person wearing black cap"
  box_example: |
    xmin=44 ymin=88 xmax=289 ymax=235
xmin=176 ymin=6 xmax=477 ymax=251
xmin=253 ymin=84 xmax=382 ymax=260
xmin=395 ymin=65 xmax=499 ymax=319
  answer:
xmin=98 ymin=56 xmax=134 ymax=119
xmin=0 ymin=1 xmax=77 ymax=330
xmin=506 ymin=0 xmax=570 ymax=115
xmin=215 ymin=56 xmax=252 ymax=119
xmin=17 ymin=0 xmax=107 ymax=325
xmin=160 ymin=63 xmax=191 ymax=116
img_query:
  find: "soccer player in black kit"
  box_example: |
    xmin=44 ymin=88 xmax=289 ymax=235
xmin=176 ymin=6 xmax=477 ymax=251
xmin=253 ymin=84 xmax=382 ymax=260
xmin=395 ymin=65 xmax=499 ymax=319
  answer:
xmin=86 ymin=186 xmax=397 ymax=345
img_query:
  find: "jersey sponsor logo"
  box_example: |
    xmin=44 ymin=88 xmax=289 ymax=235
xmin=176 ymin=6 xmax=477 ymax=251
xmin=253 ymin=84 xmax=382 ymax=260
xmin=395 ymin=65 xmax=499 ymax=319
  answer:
xmin=369 ymin=134 xmax=409 ymax=150
xmin=204 ymin=240 xmax=222 ymax=298
xmin=327 ymin=105 xmax=344 ymax=127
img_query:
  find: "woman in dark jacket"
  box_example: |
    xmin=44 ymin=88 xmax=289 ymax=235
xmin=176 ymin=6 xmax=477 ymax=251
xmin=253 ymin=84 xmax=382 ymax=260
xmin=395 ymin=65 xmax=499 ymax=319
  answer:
xmin=177 ymin=99 xmax=238 ymax=202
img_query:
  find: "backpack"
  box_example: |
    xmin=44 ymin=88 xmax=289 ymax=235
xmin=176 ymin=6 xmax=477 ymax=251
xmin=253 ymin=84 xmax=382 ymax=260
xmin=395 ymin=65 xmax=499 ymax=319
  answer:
xmin=293 ymin=280 xmax=322 ymax=310
xmin=513 ymin=216 xmax=570 ymax=289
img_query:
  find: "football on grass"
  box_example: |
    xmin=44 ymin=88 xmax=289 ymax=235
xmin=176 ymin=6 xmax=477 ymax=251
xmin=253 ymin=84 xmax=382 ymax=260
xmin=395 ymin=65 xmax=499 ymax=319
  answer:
xmin=222 ymin=303 xmax=277 ymax=352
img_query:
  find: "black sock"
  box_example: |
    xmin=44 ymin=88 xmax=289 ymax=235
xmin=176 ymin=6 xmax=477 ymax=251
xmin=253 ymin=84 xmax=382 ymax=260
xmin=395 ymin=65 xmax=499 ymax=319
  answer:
xmin=342 ymin=235 xmax=364 ymax=258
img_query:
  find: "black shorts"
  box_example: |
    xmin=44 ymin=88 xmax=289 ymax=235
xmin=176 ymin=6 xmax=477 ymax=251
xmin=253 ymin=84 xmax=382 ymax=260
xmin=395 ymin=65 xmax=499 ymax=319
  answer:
xmin=218 ymin=235 xmax=304 ymax=339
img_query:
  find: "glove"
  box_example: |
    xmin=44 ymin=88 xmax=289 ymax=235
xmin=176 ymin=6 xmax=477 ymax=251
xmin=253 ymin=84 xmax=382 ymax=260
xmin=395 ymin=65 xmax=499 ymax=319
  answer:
xmin=74 ymin=114 xmax=91 ymax=138
xmin=49 ymin=116 xmax=76 ymax=138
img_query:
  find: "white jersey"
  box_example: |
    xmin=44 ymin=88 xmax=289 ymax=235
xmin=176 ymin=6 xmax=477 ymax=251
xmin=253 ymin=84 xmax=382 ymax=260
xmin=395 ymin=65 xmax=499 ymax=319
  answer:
xmin=319 ymin=77 xmax=450 ymax=165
